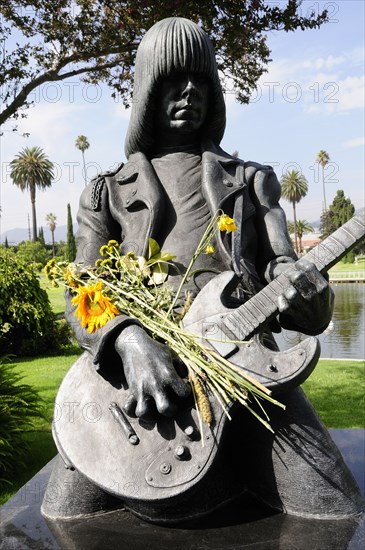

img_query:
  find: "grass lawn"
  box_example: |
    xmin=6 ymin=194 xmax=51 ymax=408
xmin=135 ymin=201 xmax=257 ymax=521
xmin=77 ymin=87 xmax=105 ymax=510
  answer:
xmin=302 ymin=359 xmax=365 ymax=428
xmin=0 ymin=354 xmax=363 ymax=506
xmin=39 ymin=273 xmax=66 ymax=316
xmin=329 ymin=258 xmax=365 ymax=276
xmin=0 ymin=349 xmax=79 ymax=506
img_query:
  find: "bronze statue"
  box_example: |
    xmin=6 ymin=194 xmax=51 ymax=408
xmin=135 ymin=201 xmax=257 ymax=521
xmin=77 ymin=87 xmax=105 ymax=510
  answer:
xmin=42 ymin=17 xmax=364 ymax=525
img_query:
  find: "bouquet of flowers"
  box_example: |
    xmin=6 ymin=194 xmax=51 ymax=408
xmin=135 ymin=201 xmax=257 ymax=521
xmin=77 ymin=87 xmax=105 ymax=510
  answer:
xmin=45 ymin=211 xmax=284 ymax=432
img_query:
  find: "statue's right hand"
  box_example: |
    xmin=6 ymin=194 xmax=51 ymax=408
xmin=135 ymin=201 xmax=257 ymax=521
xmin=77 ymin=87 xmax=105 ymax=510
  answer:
xmin=115 ymin=325 xmax=190 ymax=419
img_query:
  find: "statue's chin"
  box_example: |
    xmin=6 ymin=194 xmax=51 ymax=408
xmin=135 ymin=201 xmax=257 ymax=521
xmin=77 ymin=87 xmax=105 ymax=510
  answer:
xmin=167 ymin=119 xmax=202 ymax=135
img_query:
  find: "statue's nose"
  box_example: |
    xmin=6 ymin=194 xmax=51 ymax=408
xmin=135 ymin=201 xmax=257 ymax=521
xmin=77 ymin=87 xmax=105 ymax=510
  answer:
xmin=181 ymin=75 xmax=198 ymax=98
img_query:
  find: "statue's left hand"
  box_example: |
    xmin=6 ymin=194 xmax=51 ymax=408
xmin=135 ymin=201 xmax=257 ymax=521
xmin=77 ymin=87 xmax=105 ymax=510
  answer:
xmin=277 ymin=259 xmax=334 ymax=335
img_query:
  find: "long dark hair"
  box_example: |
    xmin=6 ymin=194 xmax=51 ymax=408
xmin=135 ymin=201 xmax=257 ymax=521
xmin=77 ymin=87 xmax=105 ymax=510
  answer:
xmin=124 ymin=17 xmax=226 ymax=158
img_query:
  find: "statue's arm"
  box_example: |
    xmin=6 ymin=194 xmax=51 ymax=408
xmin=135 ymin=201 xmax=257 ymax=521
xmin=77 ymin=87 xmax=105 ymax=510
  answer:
xmin=250 ymin=167 xmax=334 ymax=335
xmin=65 ymin=177 xmax=190 ymax=416
xmin=64 ymin=178 xmax=140 ymax=367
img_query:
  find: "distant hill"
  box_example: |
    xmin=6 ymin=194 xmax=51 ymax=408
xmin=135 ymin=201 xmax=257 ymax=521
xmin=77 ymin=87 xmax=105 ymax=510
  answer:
xmin=1 ymin=224 xmax=78 ymax=245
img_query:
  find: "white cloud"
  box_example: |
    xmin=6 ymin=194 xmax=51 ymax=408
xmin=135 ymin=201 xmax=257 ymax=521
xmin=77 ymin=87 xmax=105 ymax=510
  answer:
xmin=303 ymin=54 xmax=346 ymax=71
xmin=337 ymin=75 xmax=365 ymax=111
xmin=305 ymin=74 xmax=364 ymax=114
xmin=12 ymin=101 xmax=89 ymax=156
xmin=253 ymin=47 xmax=364 ymax=115
xmin=343 ymin=136 xmax=365 ymax=149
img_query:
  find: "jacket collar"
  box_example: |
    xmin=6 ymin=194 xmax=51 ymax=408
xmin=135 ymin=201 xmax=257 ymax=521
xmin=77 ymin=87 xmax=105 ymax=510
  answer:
xmin=201 ymin=139 xmax=245 ymax=215
xmin=115 ymin=152 xmax=165 ymax=256
xmin=114 ymin=143 xmax=246 ymax=258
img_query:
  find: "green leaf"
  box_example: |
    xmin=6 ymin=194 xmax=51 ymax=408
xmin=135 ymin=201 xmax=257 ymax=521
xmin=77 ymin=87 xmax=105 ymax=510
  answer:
xmin=148 ymin=238 xmax=160 ymax=259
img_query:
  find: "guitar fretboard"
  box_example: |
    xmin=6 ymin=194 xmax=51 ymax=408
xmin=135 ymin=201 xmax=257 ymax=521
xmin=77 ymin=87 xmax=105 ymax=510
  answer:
xmin=224 ymin=211 xmax=365 ymax=340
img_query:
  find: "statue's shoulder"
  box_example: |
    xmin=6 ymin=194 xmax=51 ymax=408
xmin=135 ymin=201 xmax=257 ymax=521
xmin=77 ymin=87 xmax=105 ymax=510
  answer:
xmin=242 ymin=160 xmax=281 ymax=205
xmin=88 ymin=162 xmax=125 ymax=211
xmin=243 ymin=160 xmax=276 ymax=185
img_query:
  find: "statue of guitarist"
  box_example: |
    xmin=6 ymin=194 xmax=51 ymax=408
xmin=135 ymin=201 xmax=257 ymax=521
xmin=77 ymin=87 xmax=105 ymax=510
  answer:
xmin=42 ymin=17 xmax=364 ymax=523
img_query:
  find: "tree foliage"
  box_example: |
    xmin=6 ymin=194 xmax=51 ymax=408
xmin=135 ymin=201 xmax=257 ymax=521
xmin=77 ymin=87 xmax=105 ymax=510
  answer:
xmin=75 ymin=135 xmax=90 ymax=187
xmin=316 ymin=149 xmax=330 ymax=212
xmin=320 ymin=190 xmax=355 ymax=239
xmin=38 ymin=225 xmax=45 ymax=246
xmin=295 ymin=219 xmax=314 ymax=253
xmin=66 ymin=203 xmax=77 ymax=262
xmin=0 ymin=248 xmax=65 ymax=356
xmin=280 ymin=169 xmax=308 ymax=254
xmin=15 ymin=240 xmax=50 ymax=269
xmin=46 ymin=212 xmax=57 ymax=257
xmin=10 ymin=146 xmax=54 ymax=241
xmin=1 ymin=1 xmax=328 ymax=126
xmin=320 ymin=190 xmax=356 ymax=262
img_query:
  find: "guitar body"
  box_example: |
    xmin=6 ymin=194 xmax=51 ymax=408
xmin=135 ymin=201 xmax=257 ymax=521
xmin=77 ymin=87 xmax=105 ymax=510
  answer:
xmin=53 ymin=312 xmax=319 ymax=506
xmin=53 ymin=352 xmax=226 ymax=503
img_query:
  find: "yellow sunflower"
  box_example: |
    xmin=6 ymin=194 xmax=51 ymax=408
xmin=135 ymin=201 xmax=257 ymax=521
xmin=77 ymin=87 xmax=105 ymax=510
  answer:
xmin=218 ymin=215 xmax=237 ymax=233
xmin=65 ymin=264 xmax=78 ymax=288
xmin=205 ymin=244 xmax=215 ymax=254
xmin=71 ymin=281 xmax=120 ymax=333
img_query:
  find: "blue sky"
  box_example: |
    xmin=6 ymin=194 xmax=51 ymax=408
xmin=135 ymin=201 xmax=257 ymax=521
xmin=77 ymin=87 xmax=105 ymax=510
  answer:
xmin=0 ymin=0 xmax=364 ymax=241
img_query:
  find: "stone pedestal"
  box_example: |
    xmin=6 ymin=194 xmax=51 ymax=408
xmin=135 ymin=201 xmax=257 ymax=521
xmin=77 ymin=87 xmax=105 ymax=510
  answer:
xmin=1 ymin=430 xmax=364 ymax=549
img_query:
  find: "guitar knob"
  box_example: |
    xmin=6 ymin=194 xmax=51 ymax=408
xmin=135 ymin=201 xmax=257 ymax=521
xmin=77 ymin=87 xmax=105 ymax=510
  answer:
xmin=159 ymin=462 xmax=172 ymax=475
xmin=184 ymin=426 xmax=195 ymax=440
xmin=174 ymin=445 xmax=189 ymax=460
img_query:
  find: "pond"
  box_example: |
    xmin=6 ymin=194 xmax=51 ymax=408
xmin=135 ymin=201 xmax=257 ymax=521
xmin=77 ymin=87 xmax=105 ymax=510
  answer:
xmin=275 ymin=283 xmax=365 ymax=360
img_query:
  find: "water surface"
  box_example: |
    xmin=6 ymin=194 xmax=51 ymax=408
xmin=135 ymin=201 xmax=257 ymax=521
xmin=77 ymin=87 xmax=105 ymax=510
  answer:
xmin=275 ymin=283 xmax=365 ymax=360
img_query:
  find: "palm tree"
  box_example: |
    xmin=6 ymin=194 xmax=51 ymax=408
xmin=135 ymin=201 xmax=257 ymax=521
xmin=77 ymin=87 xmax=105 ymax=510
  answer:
xmin=75 ymin=135 xmax=90 ymax=187
xmin=280 ymin=169 xmax=308 ymax=255
xmin=295 ymin=219 xmax=314 ymax=254
xmin=286 ymin=220 xmax=295 ymax=235
xmin=316 ymin=150 xmax=330 ymax=213
xmin=10 ymin=146 xmax=54 ymax=242
xmin=46 ymin=213 xmax=57 ymax=257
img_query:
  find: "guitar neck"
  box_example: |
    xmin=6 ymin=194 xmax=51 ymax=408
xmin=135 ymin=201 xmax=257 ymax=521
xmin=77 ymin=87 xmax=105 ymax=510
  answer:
xmin=224 ymin=210 xmax=365 ymax=340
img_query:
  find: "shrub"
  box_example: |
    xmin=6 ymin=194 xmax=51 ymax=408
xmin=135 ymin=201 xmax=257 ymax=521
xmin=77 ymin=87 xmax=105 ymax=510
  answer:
xmin=0 ymin=248 xmax=64 ymax=356
xmin=0 ymin=357 xmax=44 ymax=488
xmin=15 ymin=240 xmax=50 ymax=269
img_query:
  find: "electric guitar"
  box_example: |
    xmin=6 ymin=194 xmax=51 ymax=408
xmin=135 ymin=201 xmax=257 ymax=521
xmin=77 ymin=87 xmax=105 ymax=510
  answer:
xmin=52 ymin=211 xmax=365 ymax=507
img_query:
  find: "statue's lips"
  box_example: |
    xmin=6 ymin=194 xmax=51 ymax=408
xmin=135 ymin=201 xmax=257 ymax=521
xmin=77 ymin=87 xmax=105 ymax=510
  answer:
xmin=174 ymin=106 xmax=200 ymax=120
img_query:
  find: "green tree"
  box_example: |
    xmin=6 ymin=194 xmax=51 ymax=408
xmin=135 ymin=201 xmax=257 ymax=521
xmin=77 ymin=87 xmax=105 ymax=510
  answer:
xmin=295 ymin=219 xmax=314 ymax=254
xmin=287 ymin=220 xmax=295 ymax=236
xmin=46 ymin=213 xmax=57 ymax=257
xmin=320 ymin=190 xmax=355 ymax=261
xmin=316 ymin=150 xmax=330 ymax=213
xmin=75 ymin=135 xmax=90 ymax=187
xmin=66 ymin=203 xmax=76 ymax=262
xmin=38 ymin=226 xmax=45 ymax=247
xmin=280 ymin=170 xmax=309 ymax=255
xmin=1 ymin=1 xmax=328 ymax=127
xmin=9 ymin=146 xmax=54 ymax=242
xmin=15 ymin=240 xmax=49 ymax=269
xmin=4 ymin=236 xmax=9 ymax=249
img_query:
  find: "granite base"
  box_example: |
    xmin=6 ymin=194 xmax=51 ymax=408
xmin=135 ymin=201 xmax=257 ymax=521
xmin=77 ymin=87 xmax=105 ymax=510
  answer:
xmin=1 ymin=429 xmax=364 ymax=550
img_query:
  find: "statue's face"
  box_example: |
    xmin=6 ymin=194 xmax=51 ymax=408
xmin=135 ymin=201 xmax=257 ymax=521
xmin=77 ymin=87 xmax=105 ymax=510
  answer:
xmin=156 ymin=73 xmax=210 ymax=140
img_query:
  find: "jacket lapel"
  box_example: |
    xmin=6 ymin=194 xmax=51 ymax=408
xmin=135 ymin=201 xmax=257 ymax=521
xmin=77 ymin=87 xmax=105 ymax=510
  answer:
xmin=201 ymin=140 xmax=245 ymax=215
xmin=113 ymin=152 xmax=165 ymax=257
